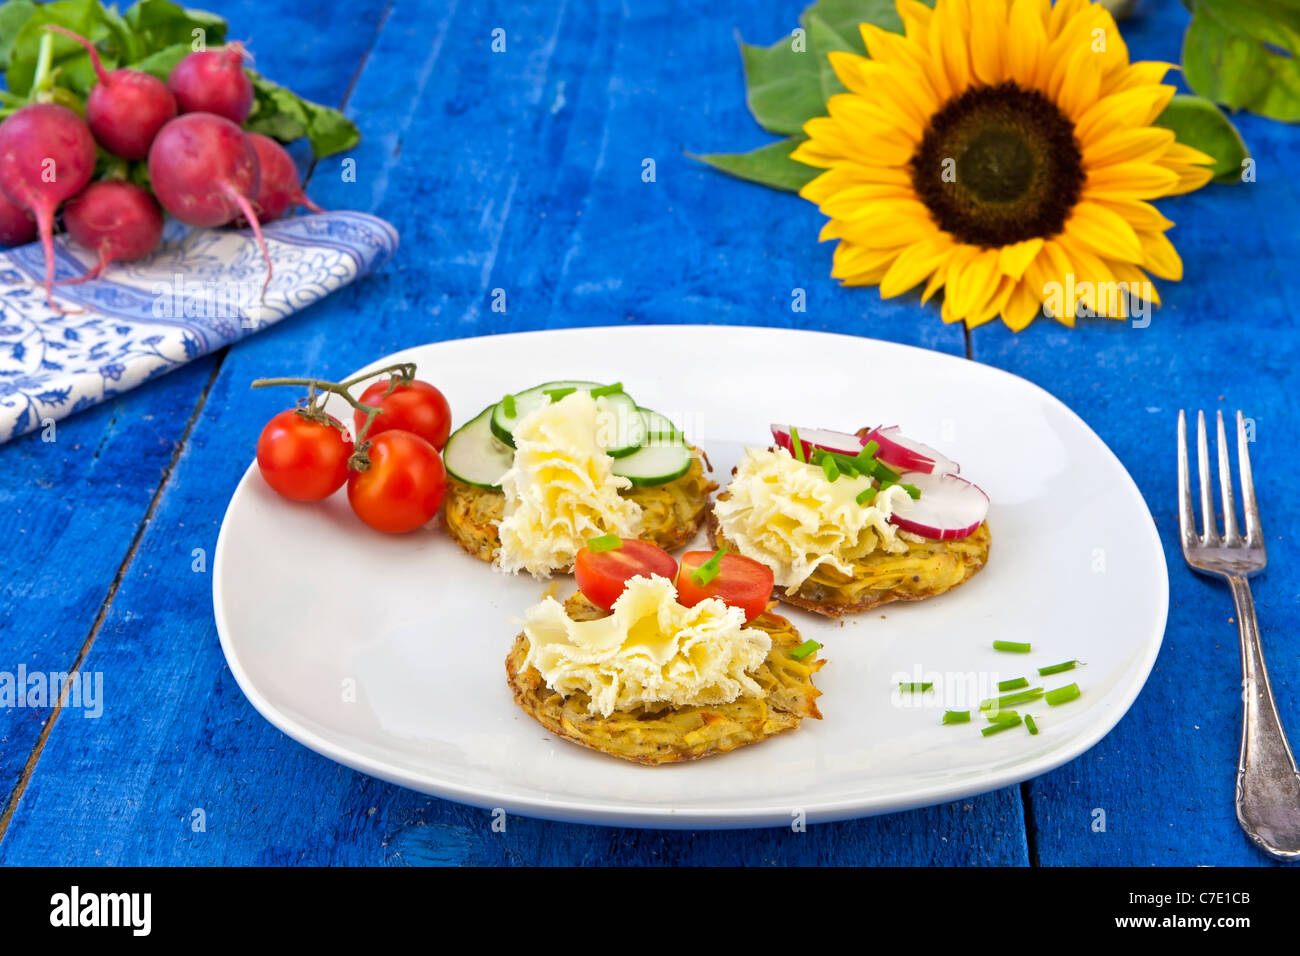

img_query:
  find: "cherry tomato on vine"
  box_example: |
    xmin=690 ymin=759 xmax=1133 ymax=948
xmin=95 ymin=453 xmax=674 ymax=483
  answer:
xmin=574 ymin=539 xmax=678 ymax=611
xmin=676 ymin=551 xmax=775 ymax=623
xmin=256 ymin=410 xmax=354 ymax=502
xmin=354 ymin=378 xmax=452 ymax=450
xmin=347 ymin=430 xmax=447 ymax=533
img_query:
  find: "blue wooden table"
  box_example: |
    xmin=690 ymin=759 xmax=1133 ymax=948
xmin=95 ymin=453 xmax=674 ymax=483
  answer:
xmin=1 ymin=0 xmax=1296 ymax=866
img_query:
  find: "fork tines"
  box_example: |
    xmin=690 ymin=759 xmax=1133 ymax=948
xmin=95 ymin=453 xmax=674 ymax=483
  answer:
xmin=1178 ymin=409 xmax=1264 ymax=559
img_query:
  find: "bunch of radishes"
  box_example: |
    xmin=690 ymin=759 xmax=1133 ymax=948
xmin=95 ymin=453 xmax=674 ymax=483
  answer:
xmin=0 ymin=28 xmax=323 ymax=307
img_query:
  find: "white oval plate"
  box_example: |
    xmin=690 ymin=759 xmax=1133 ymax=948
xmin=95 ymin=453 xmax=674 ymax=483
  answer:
xmin=214 ymin=326 xmax=1167 ymax=829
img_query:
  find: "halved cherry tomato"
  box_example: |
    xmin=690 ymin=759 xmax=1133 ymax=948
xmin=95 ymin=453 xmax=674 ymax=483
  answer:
xmin=257 ymin=410 xmax=353 ymax=502
xmin=574 ymin=538 xmax=677 ymax=611
xmin=354 ymin=378 xmax=452 ymax=450
xmin=676 ymin=551 xmax=775 ymax=623
xmin=347 ymin=430 xmax=447 ymax=533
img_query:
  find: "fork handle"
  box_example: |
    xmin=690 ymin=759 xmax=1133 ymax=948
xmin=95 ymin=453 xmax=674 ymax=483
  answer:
xmin=1230 ymin=574 xmax=1300 ymax=860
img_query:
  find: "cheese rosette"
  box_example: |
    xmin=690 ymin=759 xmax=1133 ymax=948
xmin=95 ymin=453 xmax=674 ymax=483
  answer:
xmin=520 ymin=575 xmax=772 ymax=718
xmin=714 ymin=446 xmax=915 ymax=590
xmin=496 ymin=390 xmax=643 ymax=577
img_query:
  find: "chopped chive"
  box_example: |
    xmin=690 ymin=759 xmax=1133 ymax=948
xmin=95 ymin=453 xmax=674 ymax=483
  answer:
xmin=899 ymin=682 xmax=933 ymax=692
xmin=980 ymin=687 xmax=1045 ymax=711
xmin=545 ymin=386 xmax=577 ymax=402
xmin=1025 ymin=714 xmax=1039 ymax=735
xmin=942 ymin=710 xmax=971 ymax=725
xmin=985 ymin=710 xmax=1019 ymax=723
xmin=1038 ymin=659 xmax=1079 ymax=676
xmin=691 ymin=547 xmax=726 ymax=587
xmin=870 ymin=460 xmax=900 ymax=483
xmin=790 ymin=639 xmax=821 ymax=661
xmin=501 ymin=393 xmax=517 ymax=418
xmin=822 ymin=456 xmax=840 ymax=482
xmin=982 ymin=715 xmax=1023 ymax=737
xmin=589 ymin=382 xmax=624 ymax=398
xmin=860 ymin=440 xmax=879 ymax=458
xmin=993 ymin=640 xmax=1032 ymax=653
xmin=856 ymin=486 xmax=877 ymax=506
xmin=1044 ymin=683 xmax=1081 ymax=707
xmin=997 ymin=677 xmax=1028 ymax=692
xmin=789 ymin=427 xmax=806 ymax=463
xmin=900 ymin=483 xmax=922 ymax=500
xmin=586 ymin=533 xmax=621 ymax=553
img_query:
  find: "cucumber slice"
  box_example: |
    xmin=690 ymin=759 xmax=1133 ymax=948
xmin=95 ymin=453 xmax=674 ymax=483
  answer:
xmin=638 ymin=407 xmax=683 ymax=443
xmin=491 ymin=381 xmax=644 ymax=457
xmin=443 ymin=403 xmax=515 ymax=488
xmin=611 ymin=440 xmax=693 ymax=487
xmin=490 ymin=380 xmax=598 ymax=447
xmin=599 ymin=396 xmax=646 ymax=458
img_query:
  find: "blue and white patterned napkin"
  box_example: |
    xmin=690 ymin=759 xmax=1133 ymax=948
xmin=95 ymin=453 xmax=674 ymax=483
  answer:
xmin=0 ymin=211 xmax=398 ymax=443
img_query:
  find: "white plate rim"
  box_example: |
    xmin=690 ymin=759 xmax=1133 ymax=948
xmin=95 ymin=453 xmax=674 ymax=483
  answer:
xmin=213 ymin=325 xmax=1169 ymax=829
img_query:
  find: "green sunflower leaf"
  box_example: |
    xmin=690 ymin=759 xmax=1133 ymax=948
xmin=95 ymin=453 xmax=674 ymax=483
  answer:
xmin=1182 ymin=0 xmax=1300 ymax=123
xmin=688 ymin=137 xmax=821 ymax=193
xmin=739 ymin=31 xmax=826 ymax=136
xmin=1154 ymin=94 xmax=1251 ymax=183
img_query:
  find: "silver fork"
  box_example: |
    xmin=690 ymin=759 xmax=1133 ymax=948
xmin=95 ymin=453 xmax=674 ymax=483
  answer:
xmin=1179 ymin=409 xmax=1300 ymax=861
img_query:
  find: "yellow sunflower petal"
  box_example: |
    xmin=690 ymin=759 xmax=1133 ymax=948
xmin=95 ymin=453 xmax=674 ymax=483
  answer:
xmin=1138 ymin=229 xmax=1183 ymax=280
xmin=968 ymin=275 xmax=1018 ymax=328
xmin=946 ymin=247 xmax=1002 ymax=318
xmin=878 ymin=234 xmax=955 ymax=298
xmin=1054 ymin=42 xmax=1103 ymax=121
xmin=1108 ymin=260 xmax=1160 ymax=306
xmin=1083 ymin=126 xmax=1176 ymax=168
xmin=1001 ymin=277 xmax=1044 ymax=331
xmin=1088 ymin=196 xmax=1174 ymax=232
xmin=1104 ymin=60 xmax=1174 ymax=96
xmin=1064 ymin=200 xmax=1143 ymax=262
xmin=930 ymin=0 xmax=972 ymax=97
xmin=968 ymin=0 xmax=1008 ymax=86
xmin=1162 ymin=142 xmax=1217 ymax=168
xmin=1162 ymin=164 xmax=1216 ymax=196
xmin=998 ymin=237 xmax=1045 ymax=279
xmin=896 ymin=0 xmax=934 ymax=45
xmin=826 ymin=50 xmax=875 ymax=97
xmin=1074 ymin=84 xmax=1175 ymax=143
xmin=1086 ymin=161 xmax=1181 ymax=198
xmin=832 ymin=242 xmax=902 ymax=282
xmin=1005 ymin=0 xmax=1049 ymax=88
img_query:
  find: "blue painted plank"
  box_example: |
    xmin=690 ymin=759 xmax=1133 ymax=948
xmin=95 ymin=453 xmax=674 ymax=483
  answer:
xmin=967 ymin=0 xmax=1300 ymax=865
xmin=1 ymin=0 xmax=1019 ymax=864
xmin=0 ymin=0 xmax=393 ymax=814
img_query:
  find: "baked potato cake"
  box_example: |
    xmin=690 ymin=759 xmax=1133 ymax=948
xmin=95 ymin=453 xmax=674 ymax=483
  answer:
xmin=505 ymin=592 xmax=823 ymax=765
xmin=445 ymin=449 xmax=717 ymax=565
xmin=709 ymin=504 xmax=991 ymax=618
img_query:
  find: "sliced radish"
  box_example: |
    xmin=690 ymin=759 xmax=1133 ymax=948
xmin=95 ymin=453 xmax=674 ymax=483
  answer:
xmin=866 ymin=425 xmax=960 ymax=476
xmin=770 ymin=424 xmax=863 ymax=458
xmin=888 ymin=472 xmax=988 ymax=540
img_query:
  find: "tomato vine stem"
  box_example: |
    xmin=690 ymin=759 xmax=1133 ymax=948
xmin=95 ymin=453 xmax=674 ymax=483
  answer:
xmin=250 ymin=362 xmax=419 ymax=470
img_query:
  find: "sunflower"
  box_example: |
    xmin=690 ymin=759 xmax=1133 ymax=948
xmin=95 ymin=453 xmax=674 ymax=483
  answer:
xmin=792 ymin=0 xmax=1216 ymax=330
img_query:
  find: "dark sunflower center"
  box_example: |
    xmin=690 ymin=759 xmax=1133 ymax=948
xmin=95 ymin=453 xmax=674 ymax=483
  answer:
xmin=910 ymin=82 xmax=1084 ymax=247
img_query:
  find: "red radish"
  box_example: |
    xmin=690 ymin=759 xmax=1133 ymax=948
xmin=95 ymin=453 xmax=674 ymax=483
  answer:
xmin=60 ymin=182 xmax=163 ymax=283
xmin=242 ymin=132 xmax=323 ymax=222
xmin=167 ymin=44 xmax=254 ymax=125
xmin=43 ymin=25 xmax=177 ymax=161
xmin=888 ymin=472 xmax=988 ymax=540
xmin=864 ymin=425 xmax=960 ymax=476
xmin=147 ymin=112 xmax=272 ymax=296
xmin=771 ymin=424 xmax=865 ymax=459
xmin=0 ymin=190 xmax=36 ymax=246
xmin=0 ymin=103 xmax=96 ymax=307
